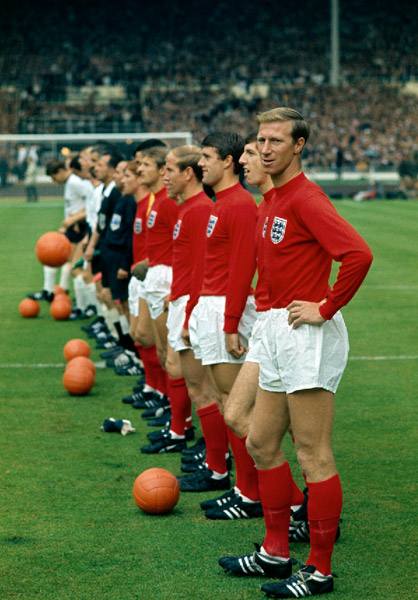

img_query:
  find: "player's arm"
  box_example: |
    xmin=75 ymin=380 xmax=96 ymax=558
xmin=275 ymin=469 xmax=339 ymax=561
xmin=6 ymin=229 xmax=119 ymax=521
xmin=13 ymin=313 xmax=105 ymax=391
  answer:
xmin=297 ymin=192 xmax=373 ymax=320
xmin=223 ymin=200 xmax=257 ymax=334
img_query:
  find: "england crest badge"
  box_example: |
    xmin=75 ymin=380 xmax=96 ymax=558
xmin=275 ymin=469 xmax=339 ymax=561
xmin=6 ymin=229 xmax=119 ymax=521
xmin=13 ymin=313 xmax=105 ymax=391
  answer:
xmin=134 ymin=218 xmax=142 ymax=234
xmin=206 ymin=215 xmax=218 ymax=237
xmin=173 ymin=219 xmax=182 ymax=239
xmin=147 ymin=210 xmax=157 ymax=228
xmin=270 ymin=217 xmax=287 ymax=244
xmin=110 ymin=213 xmax=121 ymax=231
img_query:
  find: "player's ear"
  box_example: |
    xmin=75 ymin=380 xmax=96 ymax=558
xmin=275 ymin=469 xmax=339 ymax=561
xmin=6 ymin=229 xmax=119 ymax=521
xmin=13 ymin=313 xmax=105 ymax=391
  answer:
xmin=294 ymin=137 xmax=306 ymax=155
xmin=223 ymin=154 xmax=233 ymax=170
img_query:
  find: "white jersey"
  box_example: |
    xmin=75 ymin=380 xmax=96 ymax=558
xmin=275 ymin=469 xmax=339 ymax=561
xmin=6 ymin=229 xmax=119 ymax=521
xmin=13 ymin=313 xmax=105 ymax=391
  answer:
xmin=85 ymin=181 xmax=103 ymax=230
xmin=64 ymin=173 xmax=87 ymax=218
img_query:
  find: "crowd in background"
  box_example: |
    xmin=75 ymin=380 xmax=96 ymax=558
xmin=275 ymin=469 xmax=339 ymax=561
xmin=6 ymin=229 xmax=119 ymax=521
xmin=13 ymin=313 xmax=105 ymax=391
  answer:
xmin=0 ymin=0 xmax=417 ymax=173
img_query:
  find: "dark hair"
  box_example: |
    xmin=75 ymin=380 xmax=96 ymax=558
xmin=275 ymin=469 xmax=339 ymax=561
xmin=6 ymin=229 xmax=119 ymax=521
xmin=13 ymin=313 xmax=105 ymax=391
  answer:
xmin=201 ymin=132 xmax=244 ymax=174
xmin=46 ymin=158 xmax=66 ymax=176
xmin=100 ymin=151 xmax=125 ymax=170
xmin=91 ymin=141 xmax=120 ymax=156
xmin=133 ymin=139 xmax=167 ymax=155
xmin=70 ymin=155 xmax=82 ymax=171
xmin=244 ymin=130 xmax=259 ymax=145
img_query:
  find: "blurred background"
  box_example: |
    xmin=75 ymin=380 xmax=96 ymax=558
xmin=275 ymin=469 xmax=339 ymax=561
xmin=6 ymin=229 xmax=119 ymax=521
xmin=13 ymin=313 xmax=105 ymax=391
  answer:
xmin=0 ymin=0 xmax=417 ymax=197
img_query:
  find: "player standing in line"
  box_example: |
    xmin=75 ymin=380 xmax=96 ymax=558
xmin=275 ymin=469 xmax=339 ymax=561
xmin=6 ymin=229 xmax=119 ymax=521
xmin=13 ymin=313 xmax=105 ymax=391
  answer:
xmin=84 ymin=149 xmax=125 ymax=350
xmin=213 ymin=133 xmax=305 ymax=521
xmin=140 ymin=145 xmax=220 ymax=456
xmin=31 ymin=158 xmax=88 ymax=309
xmin=219 ymin=108 xmax=373 ymax=598
xmin=123 ymin=141 xmax=171 ymax=402
xmin=180 ymin=132 xmax=258 ymax=495
xmin=134 ymin=146 xmax=191 ymax=428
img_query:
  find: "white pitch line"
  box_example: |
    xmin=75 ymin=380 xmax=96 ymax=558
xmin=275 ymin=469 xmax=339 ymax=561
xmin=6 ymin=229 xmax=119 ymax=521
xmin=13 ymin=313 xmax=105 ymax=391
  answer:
xmin=348 ymin=355 xmax=418 ymax=361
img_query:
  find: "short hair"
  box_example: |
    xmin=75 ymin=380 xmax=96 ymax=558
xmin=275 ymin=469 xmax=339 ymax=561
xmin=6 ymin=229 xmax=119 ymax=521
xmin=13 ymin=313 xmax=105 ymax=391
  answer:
xmin=46 ymin=158 xmax=66 ymax=176
xmin=91 ymin=141 xmax=120 ymax=156
xmin=133 ymin=139 xmax=167 ymax=155
xmin=70 ymin=155 xmax=82 ymax=172
xmin=141 ymin=146 xmax=169 ymax=169
xmin=171 ymin=145 xmax=203 ymax=181
xmin=100 ymin=151 xmax=125 ymax=170
xmin=256 ymin=107 xmax=310 ymax=145
xmin=244 ymin=130 xmax=259 ymax=145
xmin=201 ymin=132 xmax=244 ymax=175
xmin=126 ymin=160 xmax=139 ymax=175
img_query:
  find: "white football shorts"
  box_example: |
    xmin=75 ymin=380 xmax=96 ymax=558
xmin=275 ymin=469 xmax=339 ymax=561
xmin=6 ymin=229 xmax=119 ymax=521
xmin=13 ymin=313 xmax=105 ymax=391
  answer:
xmin=258 ymin=308 xmax=349 ymax=394
xmin=245 ymin=310 xmax=269 ymax=364
xmin=189 ymin=295 xmax=256 ymax=366
xmin=128 ymin=276 xmax=145 ymax=317
xmin=167 ymin=295 xmax=190 ymax=352
xmin=143 ymin=264 xmax=173 ymax=320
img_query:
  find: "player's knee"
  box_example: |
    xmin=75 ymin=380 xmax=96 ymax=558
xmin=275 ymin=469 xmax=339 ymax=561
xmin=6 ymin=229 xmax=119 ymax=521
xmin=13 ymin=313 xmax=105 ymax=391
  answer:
xmin=296 ymin=445 xmax=334 ymax=480
xmin=165 ymin=359 xmax=181 ymax=379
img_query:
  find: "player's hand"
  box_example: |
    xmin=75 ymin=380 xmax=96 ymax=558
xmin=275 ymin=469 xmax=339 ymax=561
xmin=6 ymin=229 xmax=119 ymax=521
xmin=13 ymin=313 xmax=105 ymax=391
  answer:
xmin=58 ymin=226 xmax=66 ymax=234
xmin=225 ymin=332 xmax=246 ymax=359
xmin=84 ymin=244 xmax=94 ymax=261
xmin=117 ymin=268 xmax=129 ymax=280
xmin=163 ymin=296 xmax=170 ymax=312
xmin=181 ymin=328 xmax=191 ymax=347
xmin=286 ymin=300 xmax=326 ymax=329
xmin=131 ymin=260 xmax=149 ymax=281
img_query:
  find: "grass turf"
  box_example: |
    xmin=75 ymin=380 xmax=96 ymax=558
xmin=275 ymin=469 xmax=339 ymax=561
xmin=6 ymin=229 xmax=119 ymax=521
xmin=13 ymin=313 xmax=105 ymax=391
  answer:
xmin=0 ymin=197 xmax=417 ymax=599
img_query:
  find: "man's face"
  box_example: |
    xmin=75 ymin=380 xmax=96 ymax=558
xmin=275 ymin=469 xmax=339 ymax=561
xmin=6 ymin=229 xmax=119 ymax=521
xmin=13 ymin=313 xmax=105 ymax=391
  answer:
xmin=257 ymin=121 xmax=301 ymax=179
xmin=239 ymin=142 xmax=268 ymax=188
xmin=138 ymin=155 xmax=162 ymax=188
xmin=94 ymin=154 xmax=112 ymax=183
xmin=198 ymin=146 xmax=225 ymax=188
xmin=122 ymin=168 xmax=139 ymax=196
xmin=78 ymin=150 xmax=92 ymax=178
xmin=50 ymin=169 xmax=67 ymax=184
xmin=114 ymin=161 xmax=127 ymax=191
xmin=163 ymin=153 xmax=187 ymax=199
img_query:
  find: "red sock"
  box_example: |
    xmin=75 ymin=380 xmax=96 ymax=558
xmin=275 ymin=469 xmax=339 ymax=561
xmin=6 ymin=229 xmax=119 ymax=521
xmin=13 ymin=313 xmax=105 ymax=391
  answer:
xmin=167 ymin=377 xmax=191 ymax=436
xmin=226 ymin=431 xmax=259 ymax=501
xmin=137 ymin=345 xmax=166 ymax=393
xmin=291 ymin=479 xmax=305 ymax=506
xmin=197 ymin=403 xmax=229 ymax=474
xmin=257 ymin=462 xmax=293 ymax=558
xmin=306 ymin=474 xmax=342 ymax=575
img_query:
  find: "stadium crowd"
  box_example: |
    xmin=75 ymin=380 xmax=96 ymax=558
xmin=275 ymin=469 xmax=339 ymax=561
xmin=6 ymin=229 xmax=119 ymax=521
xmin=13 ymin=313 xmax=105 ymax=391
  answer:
xmin=1 ymin=0 xmax=417 ymax=173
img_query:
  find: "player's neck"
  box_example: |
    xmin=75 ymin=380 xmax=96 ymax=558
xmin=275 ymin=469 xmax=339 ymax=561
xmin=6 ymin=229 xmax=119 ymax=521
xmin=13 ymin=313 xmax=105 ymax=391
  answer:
xmin=182 ymin=181 xmax=203 ymax=202
xmin=148 ymin=180 xmax=164 ymax=194
xmin=212 ymin=172 xmax=239 ymax=194
xmin=271 ymin=163 xmax=303 ymax=188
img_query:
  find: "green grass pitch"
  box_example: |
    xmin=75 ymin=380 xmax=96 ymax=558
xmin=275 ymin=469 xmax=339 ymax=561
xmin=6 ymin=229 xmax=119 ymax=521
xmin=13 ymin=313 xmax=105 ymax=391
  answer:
xmin=0 ymin=197 xmax=417 ymax=599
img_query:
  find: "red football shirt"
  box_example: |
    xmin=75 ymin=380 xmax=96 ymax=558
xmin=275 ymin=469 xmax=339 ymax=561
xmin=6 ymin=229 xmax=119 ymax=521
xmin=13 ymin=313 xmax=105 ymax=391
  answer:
xmin=132 ymin=193 xmax=151 ymax=265
xmin=254 ymin=188 xmax=275 ymax=312
xmin=169 ymin=190 xmax=214 ymax=328
xmin=146 ymin=187 xmax=179 ymax=267
xmin=263 ymin=173 xmax=373 ymax=319
xmin=199 ymin=182 xmax=257 ymax=333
